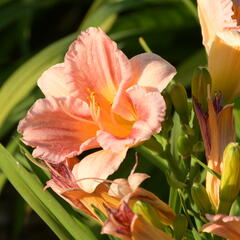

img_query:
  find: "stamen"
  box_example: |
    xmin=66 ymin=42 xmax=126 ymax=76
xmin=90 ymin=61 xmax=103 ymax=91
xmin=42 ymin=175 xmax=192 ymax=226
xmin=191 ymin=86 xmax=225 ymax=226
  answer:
xmin=75 ymin=177 xmax=115 ymax=185
xmin=59 ymin=101 xmax=95 ymax=125
xmin=88 ymin=91 xmax=101 ymax=122
xmin=74 ymin=177 xmax=124 ymax=196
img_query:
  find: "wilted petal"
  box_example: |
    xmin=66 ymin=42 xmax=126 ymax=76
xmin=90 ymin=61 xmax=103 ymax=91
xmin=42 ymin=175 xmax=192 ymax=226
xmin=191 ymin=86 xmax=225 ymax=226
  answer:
xmin=193 ymin=99 xmax=211 ymax=156
xmin=46 ymin=179 xmax=96 ymax=219
xmin=209 ymin=31 xmax=240 ymax=103
xmin=130 ymin=53 xmax=176 ymax=92
xmin=62 ymin=184 xmax=119 ymax=223
xmin=64 ymin=27 xmax=132 ymax=103
xmin=202 ymin=214 xmax=240 ymax=240
xmin=37 ymin=63 xmax=72 ymax=98
xmin=97 ymin=86 xmax=166 ymax=152
xmin=18 ymin=96 xmax=99 ymax=163
xmin=128 ymin=173 xmax=150 ymax=192
xmin=72 ymin=149 xmax=128 ymax=193
xmin=102 ymin=203 xmax=135 ymax=240
xmin=108 ymin=163 xmax=149 ymax=199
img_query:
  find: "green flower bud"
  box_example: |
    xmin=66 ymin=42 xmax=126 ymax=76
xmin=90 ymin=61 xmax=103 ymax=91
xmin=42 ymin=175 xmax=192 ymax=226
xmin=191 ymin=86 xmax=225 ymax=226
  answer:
xmin=191 ymin=67 xmax=211 ymax=111
xmin=218 ymin=142 xmax=240 ymax=214
xmin=162 ymin=92 xmax=172 ymax=120
xmin=169 ymin=82 xmax=189 ymax=125
xmin=173 ymin=214 xmax=188 ymax=240
xmin=177 ymin=135 xmax=192 ymax=156
xmin=191 ymin=183 xmax=213 ymax=214
xmin=161 ymin=118 xmax=173 ymax=132
xmin=132 ymin=200 xmax=164 ymax=229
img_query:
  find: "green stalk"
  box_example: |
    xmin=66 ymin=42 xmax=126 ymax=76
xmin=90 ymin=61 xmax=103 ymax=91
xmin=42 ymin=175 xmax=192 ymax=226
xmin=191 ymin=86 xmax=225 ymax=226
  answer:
xmin=0 ymin=144 xmax=97 ymax=240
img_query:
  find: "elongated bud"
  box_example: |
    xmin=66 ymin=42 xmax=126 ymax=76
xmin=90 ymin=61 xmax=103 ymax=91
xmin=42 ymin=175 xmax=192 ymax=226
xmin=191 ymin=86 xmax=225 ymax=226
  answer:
xmin=163 ymin=92 xmax=172 ymax=120
xmin=218 ymin=142 xmax=240 ymax=214
xmin=191 ymin=183 xmax=213 ymax=214
xmin=191 ymin=67 xmax=211 ymax=111
xmin=169 ymin=82 xmax=189 ymax=125
xmin=161 ymin=93 xmax=173 ymax=132
xmin=173 ymin=214 xmax=188 ymax=240
xmin=132 ymin=200 xmax=164 ymax=229
xmin=177 ymin=135 xmax=192 ymax=156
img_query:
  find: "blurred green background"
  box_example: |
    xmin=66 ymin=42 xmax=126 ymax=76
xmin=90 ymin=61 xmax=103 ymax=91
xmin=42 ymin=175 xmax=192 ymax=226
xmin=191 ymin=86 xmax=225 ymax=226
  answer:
xmin=0 ymin=0 xmax=206 ymax=239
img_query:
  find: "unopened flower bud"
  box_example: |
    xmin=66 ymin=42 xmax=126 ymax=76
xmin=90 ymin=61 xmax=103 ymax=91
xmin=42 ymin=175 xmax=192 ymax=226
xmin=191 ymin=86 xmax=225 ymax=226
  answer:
xmin=218 ymin=142 xmax=240 ymax=214
xmin=162 ymin=92 xmax=172 ymax=120
xmin=132 ymin=200 xmax=163 ymax=229
xmin=191 ymin=67 xmax=211 ymax=111
xmin=173 ymin=214 xmax=188 ymax=240
xmin=169 ymin=82 xmax=189 ymax=125
xmin=191 ymin=183 xmax=213 ymax=214
xmin=177 ymin=135 xmax=192 ymax=156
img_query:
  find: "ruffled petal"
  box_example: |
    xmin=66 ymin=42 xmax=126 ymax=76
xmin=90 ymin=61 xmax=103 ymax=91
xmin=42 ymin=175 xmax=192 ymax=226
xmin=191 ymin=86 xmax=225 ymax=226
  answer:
xmin=197 ymin=0 xmax=240 ymax=53
xmin=18 ymin=96 xmax=99 ymax=163
xmin=112 ymin=53 xmax=175 ymax=121
xmin=130 ymin=53 xmax=176 ymax=92
xmin=97 ymin=86 xmax=166 ymax=152
xmin=209 ymin=31 xmax=240 ymax=103
xmin=64 ymin=27 xmax=132 ymax=103
xmin=72 ymin=149 xmax=128 ymax=193
xmin=37 ymin=63 xmax=72 ymax=97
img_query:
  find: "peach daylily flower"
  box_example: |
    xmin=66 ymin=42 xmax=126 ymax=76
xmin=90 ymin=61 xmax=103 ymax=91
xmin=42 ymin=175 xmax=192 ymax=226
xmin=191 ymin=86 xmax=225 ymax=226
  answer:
xmin=18 ymin=27 xmax=176 ymax=193
xmin=202 ymin=214 xmax=240 ymax=240
xmin=197 ymin=0 xmax=240 ymax=103
xmin=47 ymin=157 xmax=175 ymax=226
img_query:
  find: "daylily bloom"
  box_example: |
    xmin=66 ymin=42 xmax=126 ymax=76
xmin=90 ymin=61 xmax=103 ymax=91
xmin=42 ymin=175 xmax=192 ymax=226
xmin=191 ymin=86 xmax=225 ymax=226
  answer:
xmin=18 ymin=27 xmax=176 ymax=193
xmin=197 ymin=0 xmax=240 ymax=53
xmin=193 ymin=94 xmax=235 ymax=208
xmin=46 ymin=157 xmax=176 ymax=225
xmin=197 ymin=0 xmax=240 ymax=103
xmin=102 ymin=202 xmax=175 ymax=240
xmin=202 ymin=214 xmax=240 ymax=240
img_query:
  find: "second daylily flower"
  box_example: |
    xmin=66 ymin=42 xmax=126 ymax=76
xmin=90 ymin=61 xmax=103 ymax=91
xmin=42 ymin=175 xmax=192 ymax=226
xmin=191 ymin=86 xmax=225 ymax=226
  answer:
xmin=18 ymin=27 xmax=176 ymax=193
xmin=197 ymin=0 xmax=240 ymax=103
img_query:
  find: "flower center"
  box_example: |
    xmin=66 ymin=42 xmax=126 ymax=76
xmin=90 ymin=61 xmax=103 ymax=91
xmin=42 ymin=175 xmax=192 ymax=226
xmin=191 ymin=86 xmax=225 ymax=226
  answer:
xmin=87 ymin=88 xmax=135 ymax=138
